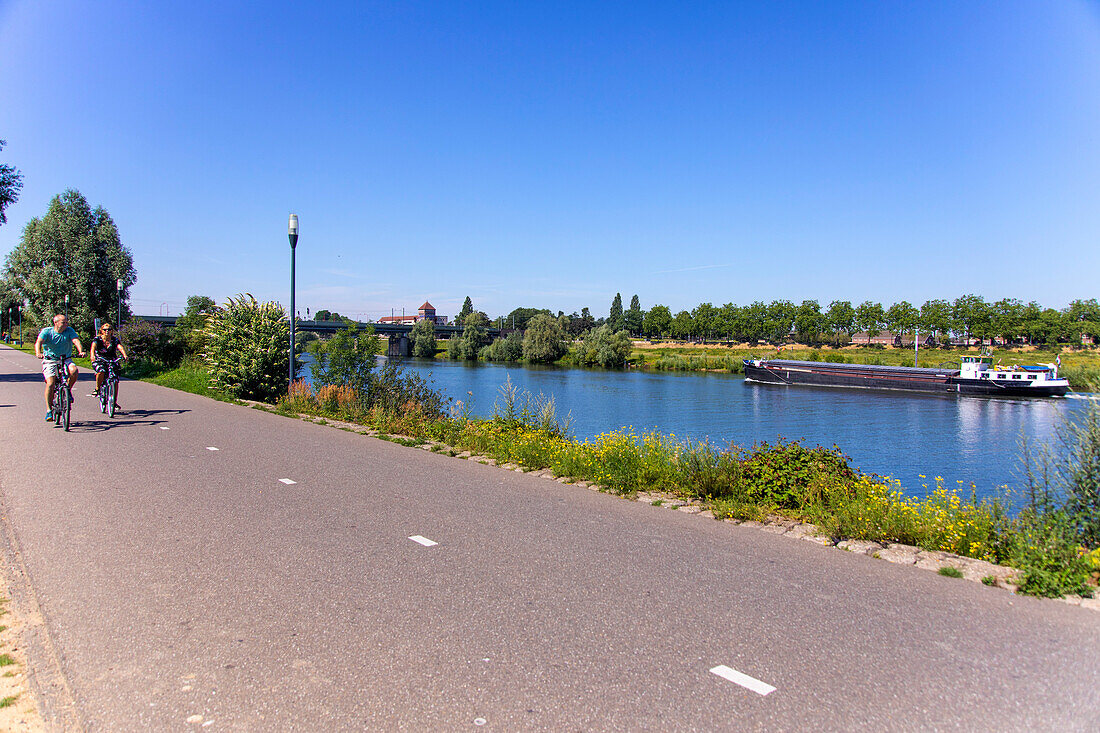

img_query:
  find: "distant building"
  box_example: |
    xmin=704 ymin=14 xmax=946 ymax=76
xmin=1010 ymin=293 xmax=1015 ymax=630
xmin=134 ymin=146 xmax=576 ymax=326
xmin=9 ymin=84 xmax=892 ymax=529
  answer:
xmin=377 ymin=301 xmax=449 ymax=326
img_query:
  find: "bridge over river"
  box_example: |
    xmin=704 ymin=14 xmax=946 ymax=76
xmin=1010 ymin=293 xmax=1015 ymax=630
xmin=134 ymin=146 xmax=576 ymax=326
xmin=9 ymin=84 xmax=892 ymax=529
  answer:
xmin=138 ymin=315 xmax=499 ymax=356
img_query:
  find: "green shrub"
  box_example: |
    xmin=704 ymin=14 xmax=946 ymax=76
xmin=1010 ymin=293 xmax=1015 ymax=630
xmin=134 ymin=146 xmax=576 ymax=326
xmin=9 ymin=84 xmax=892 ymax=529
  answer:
xmin=309 ymin=324 xmax=380 ymax=395
xmin=739 ymin=439 xmax=855 ymax=508
xmin=482 ymin=331 xmax=523 ymax=362
xmin=205 ymin=294 xmax=292 ymax=402
xmin=574 ymin=325 xmax=632 ymax=368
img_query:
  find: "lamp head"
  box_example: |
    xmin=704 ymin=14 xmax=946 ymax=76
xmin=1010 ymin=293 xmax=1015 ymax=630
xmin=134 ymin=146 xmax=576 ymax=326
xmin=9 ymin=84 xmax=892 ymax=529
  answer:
xmin=288 ymin=213 xmax=299 ymax=248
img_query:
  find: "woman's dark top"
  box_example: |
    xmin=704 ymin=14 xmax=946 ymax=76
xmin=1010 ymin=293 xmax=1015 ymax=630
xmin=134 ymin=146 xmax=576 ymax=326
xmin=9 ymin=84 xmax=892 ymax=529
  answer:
xmin=92 ymin=336 xmax=121 ymax=360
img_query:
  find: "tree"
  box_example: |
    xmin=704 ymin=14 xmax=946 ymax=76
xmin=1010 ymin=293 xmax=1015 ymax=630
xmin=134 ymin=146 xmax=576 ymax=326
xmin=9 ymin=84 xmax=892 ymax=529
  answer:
xmin=0 ymin=140 xmax=23 ymax=226
xmin=609 ymin=293 xmax=624 ymax=332
xmin=522 ymin=313 xmax=569 ymax=363
xmin=920 ymin=299 xmax=952 ymax=343
xmin=482 ymin=331 xmax=523 ymax=362
xmin=576 ymin=324 xmax=632 ymax=368
xmin=692 ymin=302 xmax=717 ymax=340
xmin=741 ymin=302 xmax=768 ymax=343
xmin=566 ymin=307 xmax=596 ymax=337
xmin=174 ymin=295 xmax=217 ymax=357
xmin=763 ymin=300 xmax=796 ymax=343
xmin=504 ymin=307 xmax=550 ymax=331
xmin=671 ymin=310 xmax=693 ymax=340
xmin=410 ymin=317 xmax=437 ymax=357
xmin=855 ymin=301 xmax=885 ymax=344
xmin=643 ymin=304 xmax=672 ymax=338
xmin=4 ymin=189 xmax=136 ymax=337
xmin=623 ymin=294 xmax=644 ymax=336
xmin=825 ymin=300 xmax=855 ymax=345
xmin=447 ymin=311 xmax=490 ymax=360
xmin=885 ymin=301 xmax=919 ymax=341
xmin=991 ymin=298 xmax=1024 ymax=344
xmin=314 ymin=309 xmax=347 ymax=322
xmin=952 ymin=294 xmax=991 ymax=345
xmin=308 ymin=323 xmax=381 ymax=395
xmin=1067 ymin=299 xmax=1100 ymax=343
xmin=458 ymin=296 xmax=474 ymax=322
xmin=793 ymin=299 xmax=824 ymax=344
xmin=205 ymin=294 xmax=293 ymax=401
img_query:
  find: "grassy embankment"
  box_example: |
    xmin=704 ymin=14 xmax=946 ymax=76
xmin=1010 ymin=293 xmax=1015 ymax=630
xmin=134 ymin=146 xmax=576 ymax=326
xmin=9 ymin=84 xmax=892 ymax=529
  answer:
xmin=629 ymin=342 xmax=1100 ymax=390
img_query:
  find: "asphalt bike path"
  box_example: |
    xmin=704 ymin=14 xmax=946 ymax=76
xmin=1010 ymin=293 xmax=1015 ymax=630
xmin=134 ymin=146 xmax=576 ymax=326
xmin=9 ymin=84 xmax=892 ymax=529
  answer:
xmin=0 ymin=345 xmax=1097 ymax=730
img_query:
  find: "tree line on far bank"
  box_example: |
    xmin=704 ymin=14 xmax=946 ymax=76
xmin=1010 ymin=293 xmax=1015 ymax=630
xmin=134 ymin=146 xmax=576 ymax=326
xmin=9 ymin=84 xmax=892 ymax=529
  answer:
xmin=458 ymin=292 xmax=1100 ymax=351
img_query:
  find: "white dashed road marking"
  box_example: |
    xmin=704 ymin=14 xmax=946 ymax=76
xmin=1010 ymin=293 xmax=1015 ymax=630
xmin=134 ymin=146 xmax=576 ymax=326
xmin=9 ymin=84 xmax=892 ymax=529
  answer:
xmin=279 ymin=478 xmax=297 ymax=485
xmin=206 ymin=447 xmax=219 ymax=451
xmin=159 ymin=426 xmax=170 ymax=430
xmin=710 ymin=665 xmax=776 ymax=696
xmin=408 ymin=535 xmax=438 ymax=547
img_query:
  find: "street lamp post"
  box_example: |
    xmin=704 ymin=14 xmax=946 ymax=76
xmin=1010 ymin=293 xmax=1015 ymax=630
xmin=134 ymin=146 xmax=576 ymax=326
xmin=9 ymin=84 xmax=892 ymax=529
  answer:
xmin=18 ymin=301 xmax=24 ymax=345
xmin=117 ymin=279 xmax=123 ymax=328
xmin=288 ymin=214 xmax=299 ymax=392
xmin=64 ymin=294 xmax=69 ymax=319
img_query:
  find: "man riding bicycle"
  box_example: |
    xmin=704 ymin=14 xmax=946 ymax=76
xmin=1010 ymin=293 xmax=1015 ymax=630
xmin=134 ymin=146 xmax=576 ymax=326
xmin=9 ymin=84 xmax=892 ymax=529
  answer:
xmin=89 ymin=322 xmax=128 ymax=409
xmin=35 ymin=314 xmax=85 ymax=422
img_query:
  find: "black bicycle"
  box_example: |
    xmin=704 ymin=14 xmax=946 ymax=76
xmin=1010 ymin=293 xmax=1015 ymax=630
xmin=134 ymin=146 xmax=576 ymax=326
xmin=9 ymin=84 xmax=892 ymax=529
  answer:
xmin=46 ymin=356 xmax=73 ymax=431
xmin=97 ymin=357 xmax=122 ymax=417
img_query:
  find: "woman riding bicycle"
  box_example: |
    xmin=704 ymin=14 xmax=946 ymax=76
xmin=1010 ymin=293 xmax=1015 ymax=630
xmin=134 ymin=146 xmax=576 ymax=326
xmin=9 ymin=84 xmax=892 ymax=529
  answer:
xmin=35 ymin=314 xmax=85 ymax=421
xmin=90 ymin=322 xmax=128 ymax=410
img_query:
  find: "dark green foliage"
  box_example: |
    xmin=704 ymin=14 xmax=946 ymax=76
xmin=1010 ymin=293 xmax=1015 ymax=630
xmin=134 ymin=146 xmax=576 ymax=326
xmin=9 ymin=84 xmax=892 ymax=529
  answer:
xmin=368 ymin=361 xmax=447 ymax=418
xmin=643 ymin=304 xmax=672 ymax=338
xmin=173 ymin=295 xmax=217 ymax=358
xmin=314 ymin=309 xmax=347 ymax=322
xmin=739 ymin=440 xmax=855 ymax=508
xmin=623 ymin=295 xmax=643 ymax=336
xmin=120 ymin=319 xmax=182 ymax=365
xmin=4 ymin=189 xmax=136 ymax=337
xmin=574 ymin=324 xmax=632 ymax=368
xmin=521 ymin=313 xmax=568 ymax=363
xmin=1008 ymin=512 xmax=1093 ymax=598
xmin=205 ymin=294 xmax=292 ymax=402
xmin=458 ymin=296 xmax=474 ymax=322
xmin=0 ymin=139 xmax=23 ymax=226
xmin=677 ymin=442 xmax=742 ymax=498
xmin=447 ymin=312 xmax=490 ymax=360
xmin=410 ymin=318 xmax=437 ymax=357
xmin=609 ymin=293 xmax=624 ymax=332
xmin=482 ymin=331 xmax=523 ymax=362
xmin=504 ymin=307 xmax=551 ymax=331
xmin=309 ymin=323 xmax=380 ymax=394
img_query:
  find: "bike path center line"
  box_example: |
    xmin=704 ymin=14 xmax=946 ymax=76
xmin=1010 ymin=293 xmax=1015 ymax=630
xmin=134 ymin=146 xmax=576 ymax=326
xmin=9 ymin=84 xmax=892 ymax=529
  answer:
xmin=709 ymin=665 xmax=776 ymax=696
xmin=279 ymin=478 xmax=297 ymax=485
xmin=159 ymin=426 xmax=170 ymax=430
xmin=408 ymin=535 xmax=438 ymax=547
xmin=206 ymin=447 xmax=219 ymax=451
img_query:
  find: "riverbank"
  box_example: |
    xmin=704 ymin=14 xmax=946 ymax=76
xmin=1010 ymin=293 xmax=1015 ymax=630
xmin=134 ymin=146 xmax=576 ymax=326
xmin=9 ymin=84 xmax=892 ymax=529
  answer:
xmin=627 ymin=342 xmax=1100 ymax=390
xmin=22 ymin=348 xmax=1092 ymax=602
xmin=265 ymin=371 xmax=1097 ymax=600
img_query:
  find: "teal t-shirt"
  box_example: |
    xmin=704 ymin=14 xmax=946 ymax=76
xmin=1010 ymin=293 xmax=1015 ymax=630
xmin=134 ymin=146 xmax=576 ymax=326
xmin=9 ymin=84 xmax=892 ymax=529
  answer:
xmin=39 ymin=326 xmax=79 ymax=359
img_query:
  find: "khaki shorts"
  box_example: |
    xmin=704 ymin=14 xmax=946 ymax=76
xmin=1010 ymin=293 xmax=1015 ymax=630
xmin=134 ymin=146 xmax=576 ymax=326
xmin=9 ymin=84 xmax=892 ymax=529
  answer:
xmin=42 ymin=358 xmax=70 ymax=381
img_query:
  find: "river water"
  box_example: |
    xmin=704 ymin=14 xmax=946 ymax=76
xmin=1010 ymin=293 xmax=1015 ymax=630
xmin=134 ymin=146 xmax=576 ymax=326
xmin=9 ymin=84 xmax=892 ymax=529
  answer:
xmin=304 ymin=355 xmax=1092 ymax=502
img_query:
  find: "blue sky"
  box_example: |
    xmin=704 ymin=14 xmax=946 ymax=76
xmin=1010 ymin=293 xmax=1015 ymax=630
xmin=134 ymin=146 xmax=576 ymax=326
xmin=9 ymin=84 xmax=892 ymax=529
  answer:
xmin=1 ymin=1 xmax=1098 ymax=321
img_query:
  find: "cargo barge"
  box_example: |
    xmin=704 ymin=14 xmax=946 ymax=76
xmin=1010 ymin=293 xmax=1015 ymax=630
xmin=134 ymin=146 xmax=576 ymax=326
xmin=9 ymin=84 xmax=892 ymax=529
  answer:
xmin=742 ymin=355 xmax=1069 ymax=397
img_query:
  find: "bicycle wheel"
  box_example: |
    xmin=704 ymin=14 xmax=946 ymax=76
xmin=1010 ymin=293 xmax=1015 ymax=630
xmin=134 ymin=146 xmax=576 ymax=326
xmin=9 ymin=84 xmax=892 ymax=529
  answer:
xmin=60 ymin=385 xmax=70 ymax=432
xmin=99 ymin=384 xmax=107 ymax=413
xmin=52 ymin=389 xmax=62 ymax=425
xmin=107 ymin=379 xmax=116 ymax=418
